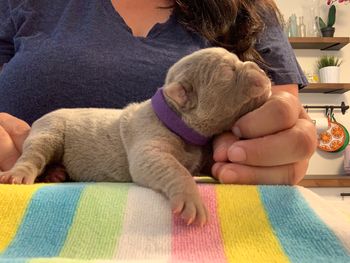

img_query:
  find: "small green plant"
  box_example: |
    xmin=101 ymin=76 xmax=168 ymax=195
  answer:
xmin=317 ymin=55 xmax=342 ymax=69
xmin=317 ymin=4 xmax=336 ymax=29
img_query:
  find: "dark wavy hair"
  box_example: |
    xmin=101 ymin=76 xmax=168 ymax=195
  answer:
xmin=169 ymin=0 xmax=282 ymax=64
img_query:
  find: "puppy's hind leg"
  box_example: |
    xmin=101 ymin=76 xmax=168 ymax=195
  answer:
xmin=0 ymin=114 xmax=65 ymax=184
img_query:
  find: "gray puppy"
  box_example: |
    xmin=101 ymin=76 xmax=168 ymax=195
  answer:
xmin=0 ymin=47 xmax=271 ymax=226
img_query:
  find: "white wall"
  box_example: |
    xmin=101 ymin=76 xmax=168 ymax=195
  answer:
xmin=275 ymin=0 xmax=350 ymax=177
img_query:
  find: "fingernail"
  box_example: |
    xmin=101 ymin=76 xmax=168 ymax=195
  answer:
xmin=219 ymin=170 xmax=238 ymax=184
xmin=212 ymin=164 xmax=218 ymax=177
xmin=213 ymin=144 xmax=228 ymax=162
xmin=232 ymin=126 xmax=241 ymax=138
xmin=228 ymin=146 xmax=246 ymax=162
xmin=211 ymin=162 xmax=224 ymax=177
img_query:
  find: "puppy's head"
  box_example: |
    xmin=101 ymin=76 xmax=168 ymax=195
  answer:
xmin=163 ymin=47 xmax=271 ymax=136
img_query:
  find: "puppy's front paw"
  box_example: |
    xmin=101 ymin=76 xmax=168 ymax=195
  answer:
xmin=170 ymin=192 xmax=208 ymax=227
xmin=0 ymin=169 xmax=36 ymax=184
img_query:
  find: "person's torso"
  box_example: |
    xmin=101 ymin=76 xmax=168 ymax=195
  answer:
xmin=0 ymin=0 xmax=209 ymax=124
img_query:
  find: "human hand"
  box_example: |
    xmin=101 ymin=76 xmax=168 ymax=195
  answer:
xmin=0 ymin=113 xmax=67 ymax=183
xmin=0 ymin=113 xmax=30 ymax=171
xmin=211 ymin=90 xmax=317 ymax=185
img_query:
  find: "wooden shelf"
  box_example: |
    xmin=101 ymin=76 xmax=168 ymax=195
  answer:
xmin=299 ymin=177 xmax=350 ymax=187
xmin=195 ymin=176 xmax=350 ymax=187
xmin=300 ymin=83 xmax=350 ymax=94
xmin=289 ymin=37 xmax=350 ymax=50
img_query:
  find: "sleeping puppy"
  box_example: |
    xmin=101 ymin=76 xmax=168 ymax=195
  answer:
xmin=0 ymin=47 xmax=271 ymax=226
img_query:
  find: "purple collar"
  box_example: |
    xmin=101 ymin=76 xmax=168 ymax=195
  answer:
xmin=151 ymin=88 xmax=210 ymax=146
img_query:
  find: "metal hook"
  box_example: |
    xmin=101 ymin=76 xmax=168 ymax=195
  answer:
xmin=341 ymin=101 xmax=349 ymax=115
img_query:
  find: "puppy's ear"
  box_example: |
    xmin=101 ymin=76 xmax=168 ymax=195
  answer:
xmin=163 ymin=83 xmax=194 ymax=110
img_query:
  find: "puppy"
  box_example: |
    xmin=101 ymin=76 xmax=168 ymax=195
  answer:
xmin=0 ymin=47 xmax=271 ymax=226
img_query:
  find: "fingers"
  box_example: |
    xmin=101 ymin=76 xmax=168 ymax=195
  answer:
xmin=232 ymin=91 xmax=301 ymax=139
xmin=0 ymin=113 xmax=30 ymax=152
xmin=211 ymin=89 xmax=316 ymax=186
xmin=212 ymin=132 xmax=239 ymax=162
xmin=227 ymin=119 xmax=317 ymax=167
xmin=299 ymin=106 xmax=312 ymax=121
xmin=213 ymin=92 xmax=316 ymax=168
xmin=0 ymin=113 xmax=30 ymax=171
xmin=212 ymin=159 xmax=310 ymax=185
xmin=0 ymin=125 xmax=21 ymax=171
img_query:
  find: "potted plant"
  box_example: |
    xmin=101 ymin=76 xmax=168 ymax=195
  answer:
xmin=317 ymin=0 xmax=349 ymax=37
xmin=317 ymin=4 xmax=336 ymax=37
xmin=317 ymin=55 xmax=342 ymax=83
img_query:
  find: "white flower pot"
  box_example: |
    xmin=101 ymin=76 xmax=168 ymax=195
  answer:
xmin=319 ymin=66 xmax=340 ymax=83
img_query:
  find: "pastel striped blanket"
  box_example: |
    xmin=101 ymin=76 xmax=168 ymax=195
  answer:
xmin=0 ymin=183 xmax=349 ymax=263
